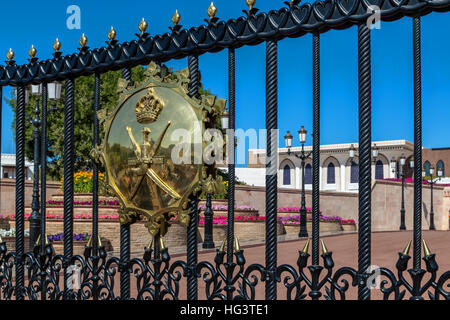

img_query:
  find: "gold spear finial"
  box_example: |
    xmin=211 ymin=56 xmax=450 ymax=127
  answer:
xmin=219 ymin=238 xmax=226 ymax=252
xmin=207 ymin=2 xmax=217 ymax=19
xmin=79 ymin=33 xmax=88 ymax=48
xmin=321 ymin=240 xmax=329 ymax=254
xmin=159 ymin=236 xmax=166 ymax=250
xmin=423 ymin=239 xmax=432 ymax=257
xmin=108 ymin=26 xmax=117 ymax=41
xmin=86 ymin=235 xmax=93 ymax=248
xmin=172 ymin=9 xmax=181 ymax=25
xmin=53 ymin=38 xmax=61 ymax=52
xmin=234 ymin=237 xmax=241 ymax=252
xmin=246 ymin=0 xmax=256 ymax=11
xmin=402 ymin=240 xmax=412 ymax=255
xmin=0 ymin=236 xmax=3 ymax=243
xmin=6 ymin=48 xmax=14 ymax=61
xmin=35 ymin=234 xmax=41 ymax=245
xmin=98 ymin=235 xmax=102 ymax=247
xmin=302 ymin=240 xmax=310 ymax=253
xmin=146 ymin=237 xmax=154 ymax=250
xmin=28 ymin=45 xmax=37 ymax=59
xmin=138 ymin=18 xmax=148 ymax=35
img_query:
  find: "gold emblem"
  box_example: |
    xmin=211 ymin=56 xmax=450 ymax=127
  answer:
xmin=96 ymin=62 xmax=227 ymax=237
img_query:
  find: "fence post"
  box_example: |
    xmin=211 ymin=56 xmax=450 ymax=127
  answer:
xmin=265 ymin=39 xmax=278 ymax=300
xmin=357 ymin=23 xmax=372 ymax=301
xmin=187 ymin=54 xmax=200 ymax=300
xmin=312 ymin=32 xmax=321 ymax=266
xmin=120 ymin=67 xmax=132 ymax=299
xmin=15 ymin=86 xmax=26 ymax=300
xmin=63 ymin=78 xmax=75 ymax=299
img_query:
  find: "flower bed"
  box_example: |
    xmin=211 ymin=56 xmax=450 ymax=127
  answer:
xmin=47 ymin=200 xmax=120 ymax=207
xmin=7 ymin=214 xmax=120 ymax=221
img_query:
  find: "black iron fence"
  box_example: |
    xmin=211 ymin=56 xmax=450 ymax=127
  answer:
xmin=0 ymin=0 xmax=449 ymax=300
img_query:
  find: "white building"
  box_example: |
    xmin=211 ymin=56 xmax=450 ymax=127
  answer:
xmin=239 ymin=140 xmax=417 ymax=192
xmin=1 ymin=154 xmax=34 ymax=180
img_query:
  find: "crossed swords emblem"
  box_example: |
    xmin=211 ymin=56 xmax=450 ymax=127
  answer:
xmin=126 ymin=121 xmax=181 ymax=202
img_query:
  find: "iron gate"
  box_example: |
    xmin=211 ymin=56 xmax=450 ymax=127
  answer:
xmin=0 ymin=0 xmax=449 ymax=300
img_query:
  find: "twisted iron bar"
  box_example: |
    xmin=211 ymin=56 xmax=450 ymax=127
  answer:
xmin=227 ymin=47 xmax=236 ymax=267
xmin=15 ymin=86 xmax=26 ymax=300
xmin=187 ymin=54 xmax=200 ymax=300
xmin=63 ymin=78 xmax=75 ymax=300
xmin=357 ymin=23 xmax=372 ymax=301
xmin=119 ymin=67 xmax=132 ymax=299
xmin=412 ymin=15 xmax=422 ymax=272
xmin=40 ymin=84 xmax=48 ymax=258
xmin=312 ymin=32 xmax=320 ymax=265
xmin=265 ymin=39 xmax=278 ymax=300
xmin=92 ymin=73 xmax=100 ymax=257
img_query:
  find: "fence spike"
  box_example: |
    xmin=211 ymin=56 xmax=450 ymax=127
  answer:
xmin=108 ymin=26 xmax=117 ymax=41
xmin=219 ymin=238 xmax=226 ymax=252
xmin=423 ymin=239 xmax=432 ymax=257
xmin=320 ymin=240 xmax=328 ymax=254
xmin=138 ymin=18 xmax=148 ymax=35
xmin=6 ymin=48 xmax=14 ymax=61
xmin=402 ymin=240 xmax=412 ymax=256
xmin=302 ymin=239 xmax=310 ymax=253
xmin=207 ymin=2 xmax=217 ymax=19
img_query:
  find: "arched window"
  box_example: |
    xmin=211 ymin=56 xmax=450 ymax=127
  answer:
xmin=351 ymin=162 xmax=359 ymax=183
xmin=305 ymin=164 xmax=312 ymax=184
xmin=437 ymin=160 xmax=445 ymax=177
xmin=327 ymin=163 xmax=335 ymax=184
xmin=375 ymin=160 xmax=384 ymax=179
xmin=424 ymin=161 xmax=431 ymax=177
xmin=283 ymin=165 xmax=291 ymax=185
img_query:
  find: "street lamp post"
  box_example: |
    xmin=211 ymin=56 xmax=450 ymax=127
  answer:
xmin=284 ymin=126 xmax=311 ymax=238
xmin=29 ymin=84 xmax=42 ymax=248
xmin=398 ymin=154 xmax=414 ymax=230
xmin=423 ymin=165 xmax=442 ymax=230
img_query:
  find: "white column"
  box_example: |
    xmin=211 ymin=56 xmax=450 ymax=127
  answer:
xmin=340 ymin=163 xmax=346 ymax=192
xmin=295 ymin=166 xmax=301 ymax=189
xmin=390 ymin=161 xmax=396 ymax=178
xmin=319 ymin=166 xmax=323 ymax=191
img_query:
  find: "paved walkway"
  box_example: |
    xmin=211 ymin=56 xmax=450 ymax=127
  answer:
xmin=144 ymin=230 xmax=450 ymax=300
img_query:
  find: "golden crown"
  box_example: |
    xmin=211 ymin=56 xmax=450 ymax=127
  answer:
xmin=135 ymin=87 xmax=165 ymax=124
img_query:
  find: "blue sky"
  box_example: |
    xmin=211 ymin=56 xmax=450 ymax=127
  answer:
xmin=1 ymin=1 xmax=449 ymax=166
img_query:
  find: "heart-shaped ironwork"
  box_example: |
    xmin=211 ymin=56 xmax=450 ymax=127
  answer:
xmin=313 ymin=0 xmax=336 ymax=22
xmin=336 ymin=0 xmax=359 ymax=16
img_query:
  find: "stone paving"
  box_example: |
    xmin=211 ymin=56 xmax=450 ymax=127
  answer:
xmin=124 ymin=230 xmax=449 ymax=300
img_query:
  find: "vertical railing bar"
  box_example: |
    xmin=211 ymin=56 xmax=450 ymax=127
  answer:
xmin=312 ymin=32 xmax=321 ymax=266
xmin=15 ymin=86 xmax=26 ymax=300
xmin=120 ymin=67 xmax=132 ymax=299
xmin=227 ymin=47 xmax=236 ymax=267
xmin=63 ymin=78 xmax=75 ymax=299
xmin=357 ymin=23 xmax=372 ymax=301
xmin=187 ymin=54 xmax=199 ymax=300
xmin=412 ymin=16 xmax=422 ymax=270
xmin=92 ymin=73 xmax=100 ymax=256
xmin=265 ymin=39 xmax=278 ymax=300
xmin=40 ymin=83 xmax=48 ymax=301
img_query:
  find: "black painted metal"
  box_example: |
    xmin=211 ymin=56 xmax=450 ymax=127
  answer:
xmin=120 ymin=67 xmax=132 ymax=299
xmin=265 ymin=39 xmax=278 ymax=300
xmin=202 ymin=194 xmax=215 ymax=249
xmin=29 ymin=96 xmax=41 ymax=249
xmin=1 ymin=0 xmax=450 ymax=301
xmin=63 ymin=78 xmax=75 ymax=299
xmin=187 ymin=54 xmax=200 ymax=300
xmin=412 ymin=16 xmax=422 ymax=271
xmin=227 ymin=47 xmax=236 ymax=266
xmin=92 ymin=73 xmax=100 ymax=255
xmin=40 ymin=84 xmax=48 ymax=253
xmin=15 ymin=86 xmax=26 ymax=300
xmin=357 ymin=23 xmax=372 ymax=301
xmin=312 ymin=32 xmax=320 ymax=265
